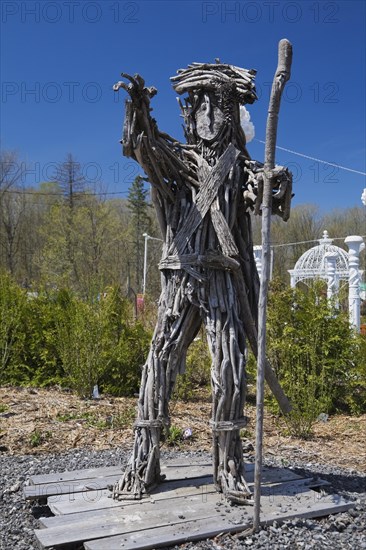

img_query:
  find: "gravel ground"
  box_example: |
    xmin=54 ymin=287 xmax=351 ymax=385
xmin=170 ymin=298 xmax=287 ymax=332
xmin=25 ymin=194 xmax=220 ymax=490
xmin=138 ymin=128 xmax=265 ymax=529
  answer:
xmin=0 ymin=448 xmax=365 ymax=550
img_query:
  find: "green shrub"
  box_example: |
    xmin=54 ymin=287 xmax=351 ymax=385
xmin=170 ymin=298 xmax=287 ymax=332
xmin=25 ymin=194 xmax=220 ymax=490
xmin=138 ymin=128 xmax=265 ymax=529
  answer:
xmin=339 ymin=334 xmax=366 ymax=415
xmin=2 ymin=272 xmax=364 ymax=420
xmin=55 ymin=290 xmax=111 ymax=397
xmin=0 ymin=277 xmax=151 ymax=396
xmin=98 ymin=287 xmax=151 ymax=396
xmin=48 ymin=285 xmax=151 ymax=397
xmin=0 ymin=272 xmax=29 ymax=384
xmin=23 ymin=290 xmax=65 ymax=387
xmin=265 ymin=279 xmax=365 ymax=436
xmin=173 ymin=330 xmax=211 ymax=401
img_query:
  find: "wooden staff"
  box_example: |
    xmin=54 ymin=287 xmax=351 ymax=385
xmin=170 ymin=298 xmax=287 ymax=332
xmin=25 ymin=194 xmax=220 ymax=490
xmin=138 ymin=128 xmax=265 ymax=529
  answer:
xmin=253 ymin=38 xmax=293 ymax=532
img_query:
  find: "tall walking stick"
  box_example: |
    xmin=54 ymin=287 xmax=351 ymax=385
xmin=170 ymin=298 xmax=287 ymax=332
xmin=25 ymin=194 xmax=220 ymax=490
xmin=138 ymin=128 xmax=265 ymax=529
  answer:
xmin=253 ymin=39 xmax=293 ymax=532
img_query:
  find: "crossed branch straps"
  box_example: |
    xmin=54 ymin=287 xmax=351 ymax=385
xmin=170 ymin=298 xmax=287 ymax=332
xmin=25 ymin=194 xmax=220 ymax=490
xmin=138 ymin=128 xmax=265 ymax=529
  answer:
xmin=162 ymin=143 xmax=240 ymax=277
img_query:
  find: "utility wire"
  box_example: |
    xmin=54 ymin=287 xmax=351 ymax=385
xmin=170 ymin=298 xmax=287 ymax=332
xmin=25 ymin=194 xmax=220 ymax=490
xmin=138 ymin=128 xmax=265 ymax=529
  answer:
xmin=255 ymin=139 xmax=366 ymax=176
xmin=270 ymin=236 xmax=366 ymax=248
xmin=3 ymin=139 xmax=366 ymax=199
xmin=1 ymin=189 xmax=130 ymax=197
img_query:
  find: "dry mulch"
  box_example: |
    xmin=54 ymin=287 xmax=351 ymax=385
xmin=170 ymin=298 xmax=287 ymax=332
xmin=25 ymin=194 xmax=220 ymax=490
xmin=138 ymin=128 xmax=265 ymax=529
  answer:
xmin=0 ymin=386 xmax=365 ymax=472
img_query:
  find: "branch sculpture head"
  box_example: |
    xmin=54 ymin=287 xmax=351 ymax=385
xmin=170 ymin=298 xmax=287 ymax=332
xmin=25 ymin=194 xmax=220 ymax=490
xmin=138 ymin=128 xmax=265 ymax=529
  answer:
xmin=171 ymin=61 xmax=257 ymax=146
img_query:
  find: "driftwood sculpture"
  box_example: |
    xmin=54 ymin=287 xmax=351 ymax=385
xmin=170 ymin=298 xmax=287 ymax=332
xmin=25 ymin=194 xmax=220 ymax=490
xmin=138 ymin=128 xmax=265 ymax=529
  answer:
xmin=111 ymin=59 xmax=292 ymax=505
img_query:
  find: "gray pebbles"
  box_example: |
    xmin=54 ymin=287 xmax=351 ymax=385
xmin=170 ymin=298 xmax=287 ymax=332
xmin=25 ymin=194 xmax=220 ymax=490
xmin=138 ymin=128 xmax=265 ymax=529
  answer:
xmin=0 ymin=448 xmax=365 ymax=550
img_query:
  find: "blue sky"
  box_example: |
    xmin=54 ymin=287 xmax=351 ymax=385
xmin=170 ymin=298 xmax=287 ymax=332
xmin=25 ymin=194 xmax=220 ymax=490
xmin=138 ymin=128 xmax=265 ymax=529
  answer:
xmin=1 ymin=0 xmax=365 ymax=212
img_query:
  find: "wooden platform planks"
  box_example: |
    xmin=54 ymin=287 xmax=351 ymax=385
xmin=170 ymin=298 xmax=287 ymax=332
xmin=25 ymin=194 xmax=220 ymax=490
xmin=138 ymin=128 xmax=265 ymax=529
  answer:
xmin=28 ymin=465 xmax=122 ymax=486
xmin=26 ymin=458 xmax=353 ymax=550
xmin=84 ymin=496 xmax=350 ymax=550
xmin=45 ymin=464 xmax=306 ymax=517
xmin=24 ymin=461 xmax=213 ymax=500
xmin=24 ymin=460 xmax=305 ymax=502
xmin=28 ymin=456 xmax=211 ymax=486
xmin=83 ymin=494 xmax=352 ymax=550
xmin=47 ymin=475 xmax=215 ymax=516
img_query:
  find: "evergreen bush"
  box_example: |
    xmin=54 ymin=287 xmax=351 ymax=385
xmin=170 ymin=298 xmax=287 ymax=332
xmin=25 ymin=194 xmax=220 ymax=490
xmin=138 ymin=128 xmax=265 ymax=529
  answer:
xmin=265 ymin=279 xmax=366 ymax=436
xmin=0 ymin=275 xmax=151 ymax=396
xmin=1 ymin=273 xmax=364 ymax=421
xmin=0 ymin=272 xmax=28 ymax=384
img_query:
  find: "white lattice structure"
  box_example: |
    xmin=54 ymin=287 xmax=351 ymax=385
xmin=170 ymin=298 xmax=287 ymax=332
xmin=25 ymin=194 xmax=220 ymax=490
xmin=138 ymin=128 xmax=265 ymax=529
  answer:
xmin=288 ymin=230 xmax=365 ymax=331
xmin=288 ymin=230 xmax=349 ymax=288
xmin=344 ymin=236 xmax=364 ymax=331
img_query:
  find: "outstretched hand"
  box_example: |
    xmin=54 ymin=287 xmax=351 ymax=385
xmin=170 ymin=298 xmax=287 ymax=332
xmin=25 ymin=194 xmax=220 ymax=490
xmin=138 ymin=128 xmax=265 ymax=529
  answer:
xmin=243 ymin=161 xmax=292 ymax=220
xmin=113 ymin=73 xmax=157 ymax=102
xmin=267 ymin=165 xmax=292 ymax=200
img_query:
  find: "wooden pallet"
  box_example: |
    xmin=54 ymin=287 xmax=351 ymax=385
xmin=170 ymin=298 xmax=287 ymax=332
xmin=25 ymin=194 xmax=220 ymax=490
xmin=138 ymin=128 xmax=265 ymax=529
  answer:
xmin=25 ymin=457 xmax=352 ymax=549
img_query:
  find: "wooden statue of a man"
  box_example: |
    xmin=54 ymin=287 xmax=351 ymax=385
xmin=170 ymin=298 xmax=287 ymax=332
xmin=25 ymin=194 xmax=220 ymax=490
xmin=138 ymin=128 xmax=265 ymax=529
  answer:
xmin=112 ymin=62 xmax=292 ymax=504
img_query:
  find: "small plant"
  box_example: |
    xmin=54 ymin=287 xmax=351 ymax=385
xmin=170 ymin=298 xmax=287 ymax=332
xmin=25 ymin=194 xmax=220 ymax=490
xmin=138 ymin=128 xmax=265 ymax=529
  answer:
xmin=29 ymin=429 xmax=52 ymax=447
xmin=282 ymin=407 xmax=316 ymax=439
xmin=56 ymin=410 xmax=100 ymax=426
xmin=30 ymin=430 xmax=42 ymax=447
xmin=56 ymin=412 xmax=79 ymax=422
xmin=166 ymin=425 xmax=184 ymax=447
xmin=55 ymin=407 xmax=136 ymax=430
xmin=0 ymin=403 xmax=9 ymax=413
xmin=109 ymin=408 xmax=135 ymax=429
xmin=240 ymin=429 xmax=252 ymax=439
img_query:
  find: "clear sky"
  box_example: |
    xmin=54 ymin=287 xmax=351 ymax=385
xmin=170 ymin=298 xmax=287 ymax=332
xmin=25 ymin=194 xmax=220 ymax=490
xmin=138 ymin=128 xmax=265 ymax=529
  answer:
xmin=1 ymin=0 xmax=365 ymax=212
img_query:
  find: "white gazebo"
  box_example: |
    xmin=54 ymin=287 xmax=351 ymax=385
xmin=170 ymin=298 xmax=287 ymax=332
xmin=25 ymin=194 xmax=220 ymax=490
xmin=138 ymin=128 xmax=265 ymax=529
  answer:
xmin=288 ymin=230 xmax=349 ymax=290
xmin=288 ymin=230 xmax=364 ymax=331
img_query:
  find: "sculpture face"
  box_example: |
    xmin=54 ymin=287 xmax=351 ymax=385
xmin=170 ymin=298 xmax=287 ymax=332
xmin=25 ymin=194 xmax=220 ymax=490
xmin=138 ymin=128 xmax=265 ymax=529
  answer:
xmin=194 ymin=93 xmax=225 ymax=141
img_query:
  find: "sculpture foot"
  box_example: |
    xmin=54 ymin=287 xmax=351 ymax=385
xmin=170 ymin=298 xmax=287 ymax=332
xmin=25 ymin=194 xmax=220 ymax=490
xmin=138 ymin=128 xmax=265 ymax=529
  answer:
xmin=109 ymin=444 xmax=164 ymax=501
xmin=218 ymin=459 xmax=253 ymax=506
xmin=109 ymin=467 xmax=146 ymax=501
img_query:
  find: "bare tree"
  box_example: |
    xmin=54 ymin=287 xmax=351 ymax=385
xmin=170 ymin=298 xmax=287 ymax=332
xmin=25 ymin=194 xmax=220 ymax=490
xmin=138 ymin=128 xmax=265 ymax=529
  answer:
xmin=0 ymin=151 xmax=28 ymax=277
xmin=51 ymin=154 xmax=86 ymax=287
xmin=0 ymin=150 xmax=25 ymax=200
xmin=54 ymin=153 xmax=86 ymax=208
xmin=270 ymin=204 xmax=324 ymax=280
xmin=0 ymin=188 xmax=26 ymax=275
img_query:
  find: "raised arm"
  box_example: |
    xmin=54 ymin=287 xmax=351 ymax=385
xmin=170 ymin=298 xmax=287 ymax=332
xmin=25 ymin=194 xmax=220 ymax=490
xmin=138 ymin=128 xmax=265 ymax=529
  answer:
xmin=114 ymin=73 xmax=193 ymax=207
xmin=113 ymin=74 xmax=158 ymax=160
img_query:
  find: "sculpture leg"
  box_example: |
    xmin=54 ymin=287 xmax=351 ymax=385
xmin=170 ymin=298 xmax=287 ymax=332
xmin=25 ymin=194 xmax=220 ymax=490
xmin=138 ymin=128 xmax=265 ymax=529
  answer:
xmin=203 ymin=270 xmax=251 ymax=505
xmin=112 ymin=277 xmax=201 ymax=500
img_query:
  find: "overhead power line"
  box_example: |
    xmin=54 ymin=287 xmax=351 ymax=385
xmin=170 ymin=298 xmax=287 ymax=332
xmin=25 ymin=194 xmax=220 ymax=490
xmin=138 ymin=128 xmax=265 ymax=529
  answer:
xmin=3 ymin=138 xmax=366 ymax=201
xmin=271 ymin=236 xmax=366 ymax=248
xmin=255 ymin=139 xmax=366 ymax=176
xmin=1 ymin=189 xmax=129 ymax=197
